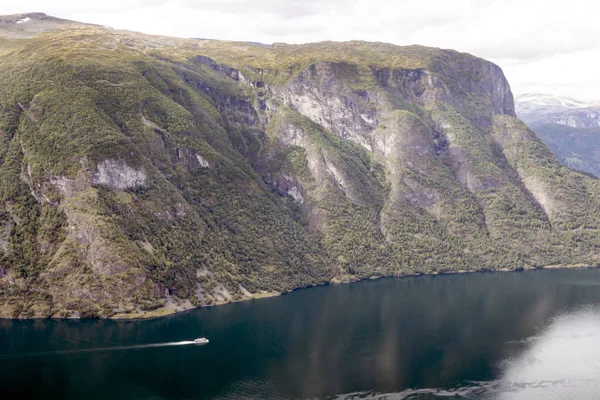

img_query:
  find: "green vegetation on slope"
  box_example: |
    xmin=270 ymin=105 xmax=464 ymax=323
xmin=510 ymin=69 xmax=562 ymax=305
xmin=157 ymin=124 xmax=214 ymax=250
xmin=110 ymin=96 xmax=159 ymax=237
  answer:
xmin=0 ymin=24 xmax=598 ymax=318
xmin=0 ymin=27 xmax=330 ymax=318
xmin=530 ymin=123 xmax=600 ymax=178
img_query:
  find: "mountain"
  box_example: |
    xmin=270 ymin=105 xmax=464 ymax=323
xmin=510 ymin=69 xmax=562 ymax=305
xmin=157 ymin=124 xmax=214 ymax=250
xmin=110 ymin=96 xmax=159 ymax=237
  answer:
xmin=516 ymin=94 xmax=600 ymax=176
xmin=0 ymin=12 xmax=88 ymax=38
xmin=516 ymin=93 xmax=600 ymax=128
xmin=1 ymin=13 xmax=600 ymax=319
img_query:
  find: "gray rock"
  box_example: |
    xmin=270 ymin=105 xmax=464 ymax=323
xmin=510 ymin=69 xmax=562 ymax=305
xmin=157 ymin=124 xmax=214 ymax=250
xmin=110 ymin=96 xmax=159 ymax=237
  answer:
xmin=91 ymin=159 xmax=146 ymax=189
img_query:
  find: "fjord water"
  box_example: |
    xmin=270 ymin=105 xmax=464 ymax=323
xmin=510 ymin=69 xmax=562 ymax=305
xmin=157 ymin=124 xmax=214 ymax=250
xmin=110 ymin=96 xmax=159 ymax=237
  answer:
xmin=3 ymin=269 xmax=600 ymax=399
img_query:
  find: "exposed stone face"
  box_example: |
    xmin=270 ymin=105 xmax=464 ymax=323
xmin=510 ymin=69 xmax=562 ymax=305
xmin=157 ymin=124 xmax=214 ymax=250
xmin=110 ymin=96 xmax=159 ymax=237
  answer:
xmin=278 ymin=62 xmax=378 ymax=151
xmin=279 ymin=123 xmax=310 ymax=148
xmin=261 ymin=54 xmax=521 ymax=240
xmin=50 ymin=176 xmax=76 ymax=197
xmin=271 ymin=54 xmax=516 ymax=163
xmin=195 ymin=154 xmax=210 ymax=168
xmin=429 ymin=52 xmax=516 ymax=126
xmin=91 ymin=159 xmax=146 ymax=189
xmin=287 ymin=186 xmax=304 ymax=204
xmin=521 ymin=177 xmax=559 ymax=218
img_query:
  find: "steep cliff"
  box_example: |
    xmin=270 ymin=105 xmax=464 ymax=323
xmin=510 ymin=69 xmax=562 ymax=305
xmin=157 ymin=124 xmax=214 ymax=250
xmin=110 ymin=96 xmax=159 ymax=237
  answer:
xmin=1 ymin=15 xmax=599 ymax=318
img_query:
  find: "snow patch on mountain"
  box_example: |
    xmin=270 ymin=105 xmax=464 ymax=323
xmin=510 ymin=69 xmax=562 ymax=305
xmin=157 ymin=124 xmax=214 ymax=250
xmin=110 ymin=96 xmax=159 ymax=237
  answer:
xmin=515 ymin=93 xmax=600 ymax=127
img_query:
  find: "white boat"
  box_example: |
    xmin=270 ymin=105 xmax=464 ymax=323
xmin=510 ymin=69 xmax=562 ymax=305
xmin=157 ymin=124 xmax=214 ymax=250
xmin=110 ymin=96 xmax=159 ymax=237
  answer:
xmin=193 ymin=338 xmax=209 ymax=344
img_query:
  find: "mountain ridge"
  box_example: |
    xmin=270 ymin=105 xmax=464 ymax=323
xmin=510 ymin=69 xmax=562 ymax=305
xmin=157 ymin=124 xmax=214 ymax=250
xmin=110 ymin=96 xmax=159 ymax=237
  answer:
xmin=516 ymin=93 xmax=600 ymax=127
xmin=0 ymin=12 xmax=92 ymax=38
xmin=0 ymin=16 xmax=599 ymax=319
xmin=516 ymin=93 xmax=600 ymax=177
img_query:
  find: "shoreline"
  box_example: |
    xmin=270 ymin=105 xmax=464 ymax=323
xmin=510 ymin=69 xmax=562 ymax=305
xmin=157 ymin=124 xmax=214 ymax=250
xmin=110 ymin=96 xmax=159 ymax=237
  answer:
xmin=3 ymin=263 xmax=599 ymax=321
xmin=111 ymin=263 xmax=600 ymax=320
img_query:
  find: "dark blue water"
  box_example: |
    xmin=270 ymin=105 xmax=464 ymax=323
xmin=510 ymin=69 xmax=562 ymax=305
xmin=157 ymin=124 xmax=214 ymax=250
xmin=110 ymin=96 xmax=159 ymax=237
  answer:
xmin=3 ymin=269 xmax=600 ymax=399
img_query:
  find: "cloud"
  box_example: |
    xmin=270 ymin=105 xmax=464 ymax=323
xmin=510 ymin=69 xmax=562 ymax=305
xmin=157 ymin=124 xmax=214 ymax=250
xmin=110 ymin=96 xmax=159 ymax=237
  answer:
xmin=179 ymin=0 xmax=342 ymax=19
xmin=1 ymin=0 xmax=600 ymax=99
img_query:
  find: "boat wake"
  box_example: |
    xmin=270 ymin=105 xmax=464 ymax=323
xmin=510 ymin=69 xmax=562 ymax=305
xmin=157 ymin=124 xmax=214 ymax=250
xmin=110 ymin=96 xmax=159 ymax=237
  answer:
xmin=0 ymin=340 xmax=203 ymax=360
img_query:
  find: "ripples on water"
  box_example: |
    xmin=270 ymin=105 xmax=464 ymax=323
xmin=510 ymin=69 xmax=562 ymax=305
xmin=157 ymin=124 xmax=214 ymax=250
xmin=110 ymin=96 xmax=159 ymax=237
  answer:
xmin=333 ymin=306 xmax=600 ymax=400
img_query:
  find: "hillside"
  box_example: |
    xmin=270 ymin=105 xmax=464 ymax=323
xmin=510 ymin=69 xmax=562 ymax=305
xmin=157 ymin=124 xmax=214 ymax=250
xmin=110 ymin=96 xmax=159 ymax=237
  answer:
xmin=516 ymin=94 xmax=600 ymax=176
xmin=1 ymin=14 xmax=600 ymax=319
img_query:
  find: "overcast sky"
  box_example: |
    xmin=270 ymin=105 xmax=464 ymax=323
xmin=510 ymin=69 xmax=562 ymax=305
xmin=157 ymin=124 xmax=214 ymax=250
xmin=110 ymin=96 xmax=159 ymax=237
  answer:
xmin=2 ymin=0 xmax=599 ymax=100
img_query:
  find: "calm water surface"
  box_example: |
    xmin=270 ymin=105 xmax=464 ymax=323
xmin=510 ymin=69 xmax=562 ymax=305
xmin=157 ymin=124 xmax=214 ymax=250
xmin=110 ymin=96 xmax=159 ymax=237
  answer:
xmin=3 ymin=269 xmax=600 ymax=399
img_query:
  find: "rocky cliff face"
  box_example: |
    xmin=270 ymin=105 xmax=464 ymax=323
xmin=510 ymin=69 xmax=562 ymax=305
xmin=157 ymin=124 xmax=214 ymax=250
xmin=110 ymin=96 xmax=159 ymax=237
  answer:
xmin=1 ymin=19 xmax=599 ymax=318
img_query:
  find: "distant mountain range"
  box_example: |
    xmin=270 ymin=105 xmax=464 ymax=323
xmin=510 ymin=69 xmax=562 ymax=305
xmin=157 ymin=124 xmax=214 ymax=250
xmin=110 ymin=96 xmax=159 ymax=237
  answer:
xmin=515 ymin=94 xmax=600 ymax=176
xmin=516 ymin=93 xmax=600 ymax=128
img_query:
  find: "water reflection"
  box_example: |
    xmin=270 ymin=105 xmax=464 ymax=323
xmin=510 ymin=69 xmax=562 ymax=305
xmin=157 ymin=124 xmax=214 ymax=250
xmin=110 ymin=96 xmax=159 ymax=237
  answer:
xmin=3 ymin=269 xmax=600 ymax=399
xmin=493 ymin=306 xmax=600 ymax=399
xmin=332 ymin=306 xmax=600 ymax=399
xmin=280 ymin=272 xmax=573 ymax=398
